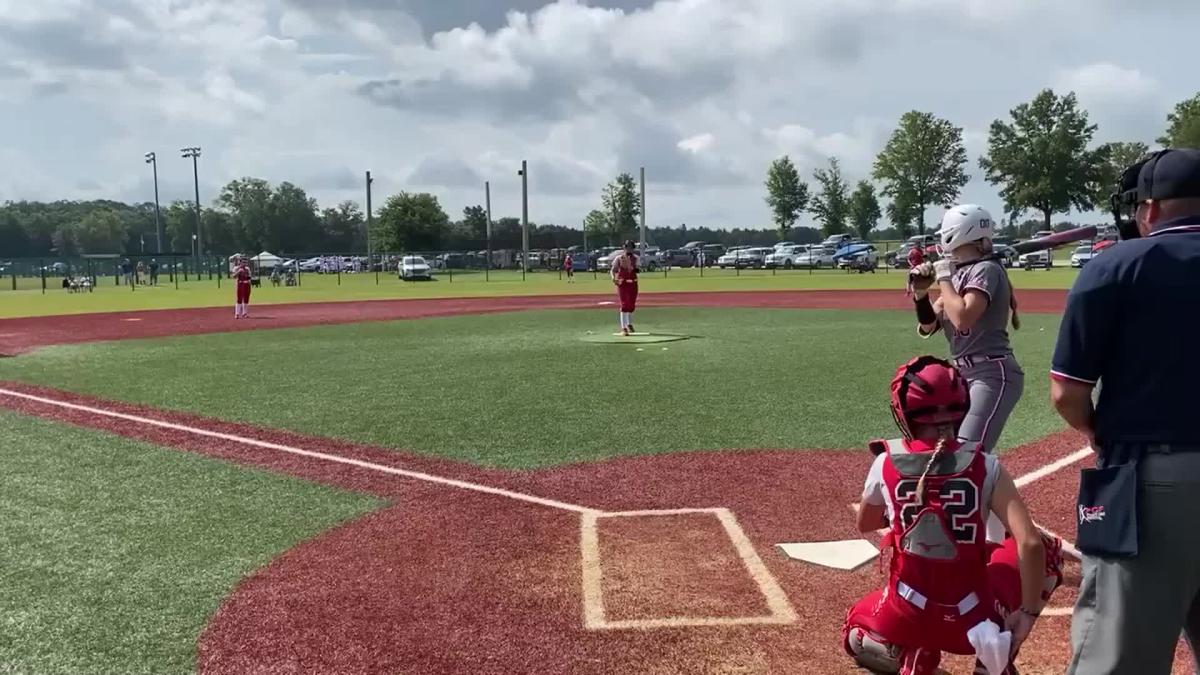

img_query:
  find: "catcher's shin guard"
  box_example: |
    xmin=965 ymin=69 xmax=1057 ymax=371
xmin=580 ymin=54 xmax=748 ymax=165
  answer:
xmin=844 ymin=624 xmax=902 ymax=674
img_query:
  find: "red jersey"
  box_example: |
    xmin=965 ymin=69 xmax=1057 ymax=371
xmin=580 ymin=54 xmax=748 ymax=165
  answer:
xmin=907 ymin=247 xmax=925 ymax=268
xmin=877 ymin=438 xmax=990 ymax=613
xmin=612 ymin=252 xmax=638 ymax=282
xmin=234 ymin=264 xmax=251 ymax=284
xmin=564 ymin=255 xmax=573 ymax=270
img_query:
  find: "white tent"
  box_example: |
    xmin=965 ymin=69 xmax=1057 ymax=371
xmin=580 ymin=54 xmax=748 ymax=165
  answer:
xmin=251 ymin=251 xmax=284 ymax=268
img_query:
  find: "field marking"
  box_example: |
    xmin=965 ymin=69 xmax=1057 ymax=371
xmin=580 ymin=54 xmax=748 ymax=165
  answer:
xmin=1014 ymin=446 xmax=1094 ymax=488
xmin=0 ymin=387 xmax=600 ymax=516
xmin=580 ymin=508 xmax=798 ymax=630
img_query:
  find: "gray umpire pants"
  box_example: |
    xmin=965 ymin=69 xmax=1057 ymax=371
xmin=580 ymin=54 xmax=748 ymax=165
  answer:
xmin=1067 ymin=450 xmax=1200 ymax=675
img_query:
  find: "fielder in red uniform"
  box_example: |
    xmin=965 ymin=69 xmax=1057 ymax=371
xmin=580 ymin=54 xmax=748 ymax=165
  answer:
xmin=842 ymin=355 xmax=1063 ymax=675
xmin=233 ymin=256 xmax=252 ymax=319
xmin=904 ymin=246 xmax=926 ymax=297
xmin=564 ymin=253 xmax=574 ymax=283
xmin=610 ymin=240 xmax=639 ymax=335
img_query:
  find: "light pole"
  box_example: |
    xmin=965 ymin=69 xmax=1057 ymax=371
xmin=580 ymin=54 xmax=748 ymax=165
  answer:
xmin=518 ymin=160 xmax=528 ymax=280
xmin=181 ymin=146 xmax=202 ymax=270
xmin=144 ymin=152 xmax=163 ymax=253
xmin=639 ymin=166 xmax=646 ymax=252
xmin=484 ymin=181 xmax=493 ymax=282
xmin=366 ymin=170 xmax=376 ymax=284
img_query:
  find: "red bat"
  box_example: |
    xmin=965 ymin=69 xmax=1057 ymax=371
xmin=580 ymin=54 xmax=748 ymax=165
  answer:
xmin=921 ymin=226 xmax=1098 ymax=257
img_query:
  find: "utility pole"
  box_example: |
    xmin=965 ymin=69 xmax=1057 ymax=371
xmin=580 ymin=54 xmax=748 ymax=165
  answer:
xmin=145 ymin=152 xmax=163 ymax=253
xmin=181 ymin=147 xmax=202 ymax=268
xmin=518 ymin=160 xmax=528 ymax=280
xmin=366 ymin=170 xmax=376 ymax=283
xmin=639 ymin=166 xmax=646 ymax=252
xmin=485 ymin=181 xmax=493 ymax=282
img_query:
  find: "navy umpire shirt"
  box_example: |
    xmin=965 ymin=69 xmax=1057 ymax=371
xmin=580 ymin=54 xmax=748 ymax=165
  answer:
xmin=1051 ymin=216 xmax=1200 ymax=447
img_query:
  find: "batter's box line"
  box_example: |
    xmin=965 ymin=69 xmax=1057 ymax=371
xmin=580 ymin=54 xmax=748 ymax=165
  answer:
xmin=580 ymin=507 xmax=798 ymax=630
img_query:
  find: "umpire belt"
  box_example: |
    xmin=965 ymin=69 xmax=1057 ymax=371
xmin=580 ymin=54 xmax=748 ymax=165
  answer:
xmin=896 ymin=581 xmax=979 ymax=616
xmin=954 ymin=353 xmax=1010 ymax=369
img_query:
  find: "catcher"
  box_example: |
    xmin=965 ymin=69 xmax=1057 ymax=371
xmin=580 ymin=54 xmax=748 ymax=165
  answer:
xmin=842 ymin=355 xmax=1063 ymax=675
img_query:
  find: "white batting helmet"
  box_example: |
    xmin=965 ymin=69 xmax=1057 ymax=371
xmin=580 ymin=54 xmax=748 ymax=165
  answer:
xmin=938 ymin=204 xmax=993 ymax=254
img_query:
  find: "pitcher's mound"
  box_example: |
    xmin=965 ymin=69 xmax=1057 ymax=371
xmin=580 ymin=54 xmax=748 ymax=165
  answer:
xmin=581 ymin=332 xmax=692 ymax=344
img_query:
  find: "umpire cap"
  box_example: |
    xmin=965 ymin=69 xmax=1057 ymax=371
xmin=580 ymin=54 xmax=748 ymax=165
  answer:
xmin=1135 ymin=148 xmax=1200 ymax=202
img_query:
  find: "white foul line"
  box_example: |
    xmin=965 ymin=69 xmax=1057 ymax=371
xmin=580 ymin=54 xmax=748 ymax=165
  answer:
xmin=0 ymin=387 xmax=600 ymax=516
xmin=1014 ymin=446 xmax=1094 ymax=488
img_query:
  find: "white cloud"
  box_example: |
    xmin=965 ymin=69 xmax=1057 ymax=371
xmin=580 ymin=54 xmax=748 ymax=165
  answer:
xmin=2 ymin=0 xmax=1198 ymax=229
xmin=678 ymin=133 xmax=715 ymax=154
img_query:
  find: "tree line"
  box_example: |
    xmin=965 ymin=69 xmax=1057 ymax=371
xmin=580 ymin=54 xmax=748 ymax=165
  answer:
xmin=765 ymin=89 xmax=1200 ymax=240
xmin=2 ymin=90 xmax=1197 ymax=259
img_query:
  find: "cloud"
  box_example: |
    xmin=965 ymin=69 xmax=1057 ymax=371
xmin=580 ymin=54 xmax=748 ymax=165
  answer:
xmin=407 ymin=156 xmax=484 ymax=188
xmin=1055 ymin=63 xmax=1158 ymax=102
xmin=678 ymin=133 xmax=715 ymax=154
xmin=0 ymin=18 xmax=129 ymax=70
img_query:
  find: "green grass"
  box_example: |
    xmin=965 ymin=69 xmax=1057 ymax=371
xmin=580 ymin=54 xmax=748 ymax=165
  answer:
xmin=0 ymin=411 xmax=381 ymax=674
xmin=0 ymin=308 xmax=1067 ymax=468
xmin=0 ymin=265 xmax=1080 ymax=319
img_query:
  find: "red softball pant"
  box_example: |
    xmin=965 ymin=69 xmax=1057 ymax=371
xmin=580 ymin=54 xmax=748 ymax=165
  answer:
xmin=236 ymin=282 xmax=251 ymax=304
xmin=617 ymin=281 xmax=638 ymax=312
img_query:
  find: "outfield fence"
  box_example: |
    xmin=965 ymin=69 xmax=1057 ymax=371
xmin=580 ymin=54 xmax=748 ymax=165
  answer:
xmin=1 ymin=242 xmax=931 ymax=294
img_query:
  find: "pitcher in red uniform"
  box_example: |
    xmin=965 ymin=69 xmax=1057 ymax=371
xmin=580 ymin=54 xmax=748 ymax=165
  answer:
xmin=842 ymin=355 xmax=1063 ymax=675
xmin=233 ymin=255 xmax=252 ymax=319
xmin=610 ymin=239 xmax=639 ymax=335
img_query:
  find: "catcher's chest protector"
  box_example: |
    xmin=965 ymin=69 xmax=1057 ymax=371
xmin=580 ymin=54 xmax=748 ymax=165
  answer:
xmin=881 ymin=439 xmax=989 ymax=606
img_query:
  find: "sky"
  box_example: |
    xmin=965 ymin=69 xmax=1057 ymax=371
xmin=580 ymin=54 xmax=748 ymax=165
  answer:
xmin=1 ymin=0 xmax=1196 ymax=232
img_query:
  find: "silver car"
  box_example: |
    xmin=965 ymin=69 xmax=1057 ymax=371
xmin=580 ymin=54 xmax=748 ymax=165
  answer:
xmin=796 ymin=246 xmax=836 ymax=268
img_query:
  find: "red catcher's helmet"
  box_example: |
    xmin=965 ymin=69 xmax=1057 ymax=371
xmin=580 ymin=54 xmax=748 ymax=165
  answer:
xmin=889 ymin=355 xmax=970 ymax=439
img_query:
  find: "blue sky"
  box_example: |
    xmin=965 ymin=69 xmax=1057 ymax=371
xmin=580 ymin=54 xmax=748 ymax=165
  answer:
xmin=0 ymin=0 xmax=1195 ymax=231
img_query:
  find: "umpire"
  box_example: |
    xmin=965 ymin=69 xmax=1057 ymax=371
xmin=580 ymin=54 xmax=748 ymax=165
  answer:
xmin=1050 ymin=148 xmax=1200 ymax=674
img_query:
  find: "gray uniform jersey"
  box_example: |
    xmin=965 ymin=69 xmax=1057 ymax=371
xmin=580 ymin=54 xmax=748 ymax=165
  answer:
xmin=939 ymin=259 xmax=1013 ymax=359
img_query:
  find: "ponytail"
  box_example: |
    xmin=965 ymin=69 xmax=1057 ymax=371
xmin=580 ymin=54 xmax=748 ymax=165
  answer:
xmin=914 ymin=436 xmax=949 ymax=507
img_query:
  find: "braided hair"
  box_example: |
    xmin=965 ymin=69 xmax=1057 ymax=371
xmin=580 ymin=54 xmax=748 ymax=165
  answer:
xmin=913 ymin=435 xmax=951 ymax=508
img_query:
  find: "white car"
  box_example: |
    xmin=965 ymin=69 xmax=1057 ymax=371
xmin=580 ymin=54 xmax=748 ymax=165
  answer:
xmin=764 ymin=245 xmax=809 ymax=269
xmin=1018 ymin=249 xmax=1053 ymax=270
xmin=1069 ymin=244 xmax=1095 ymax=268
xmin=796 ymin=246 xmax=836 ymax=268
xmin=398 ymin=256 xmax=433 ymax=280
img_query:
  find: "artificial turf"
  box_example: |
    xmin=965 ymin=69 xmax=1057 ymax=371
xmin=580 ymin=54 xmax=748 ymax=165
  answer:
xmin=0 ymin=307 xmax=1068 ymax=469
xmin=0 ymin=264 xmax=1080 ymax=318
xmin=0 ymin=410 xmax=381 ymax=674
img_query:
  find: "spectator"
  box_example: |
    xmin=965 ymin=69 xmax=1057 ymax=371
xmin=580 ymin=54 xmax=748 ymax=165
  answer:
xmin=149 ymin=260 xmax=159 ymax=285
xmin=1051 ymin=148 xmax=1200 ymax=674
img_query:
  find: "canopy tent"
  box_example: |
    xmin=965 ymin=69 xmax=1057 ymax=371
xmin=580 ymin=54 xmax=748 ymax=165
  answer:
xmin=230 ymin=251 xmax=285 ymax=268
xmin=831 ymin=243 xmax=875 ymax=260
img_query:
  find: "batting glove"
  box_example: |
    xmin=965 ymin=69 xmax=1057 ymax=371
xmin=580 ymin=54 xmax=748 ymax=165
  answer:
xmin=933 ymin=259 xmax=954 ymax=283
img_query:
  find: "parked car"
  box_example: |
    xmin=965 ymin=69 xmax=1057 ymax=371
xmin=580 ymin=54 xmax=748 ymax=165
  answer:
xmin=595 ymin=247 xmax=661 ymax=272
xmin=836 ymin=245 xmax=878 ymax=270
xmin=1018 ymin=249 xmax=1053 ymax=270
xmin=661 ymin=249 xmax=696 ymax=267
xmin=764 ymin=245 xmax=809 ymax=269
xmin=796 ymin=246 xmax=836 ymax=268
xmin=822 ymin=233 xmax=854 ymax=250
xmin=772 ymin=241 xmax=798 ymax=250
xmin=993 ymin=245 xmax=1020 ymax=268
xmin=696 ymin=244 xmax=724 ymax=267
xmin=1070 ymin=244 xmax=1096 ymax=268
xmin=298 ymin=257 xmax=322 ymax=272
xmin=398 ymin=255 xmax=433 ymax=280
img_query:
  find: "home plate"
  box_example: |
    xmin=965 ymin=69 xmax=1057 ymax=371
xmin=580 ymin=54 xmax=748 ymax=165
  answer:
xmin=777 ymin=539 xmax=878 ymax=570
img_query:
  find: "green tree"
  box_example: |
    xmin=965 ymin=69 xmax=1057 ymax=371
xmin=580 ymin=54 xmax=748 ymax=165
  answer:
xmin=268 ymin=182 xmax=322 ymax=253
xmin=764 ymin=155 xmax=810 ymax=240
xmin=886 ymin=192 xmax=920 ymax=240
xmin=462 ymin=205 xmax=488 ymax=240
xmin=601 ymin=173 xmax=640 ymax=241
xmin=872 ymin=111 xmax=969 ymax=234
xmin=322 ymin=201 xmax=366 ymax=252
xmin=0 ymin=210 xmax=32 ymax=257
xmin=217 ymin=178 xmax=273 ymax=251
xmin=72 ymin=209 xmax=126 ymax=253
xmin=1094 ymin=141 xmax=1151 ymax=205
xmin=164 ymin=201 xmax=198 ymax=253
xmin=1158 ymin=93 xmax=1200 ymax=149
xmin=376 ymin=192 xmax=450 ymax=252
xmin=979 ymin=89 xmax=1107 ymax=231
xmin=847 ymin=181 xmax=882 ymax=240
xmin=583 ymin=209 xmax=611 ymax=245
xmin=810 ymin=157 xmax=850 ymax=236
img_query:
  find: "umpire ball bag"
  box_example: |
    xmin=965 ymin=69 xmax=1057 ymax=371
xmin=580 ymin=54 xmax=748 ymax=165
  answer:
xmin=1075 ymin=448 xmax=1141 ymax=557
